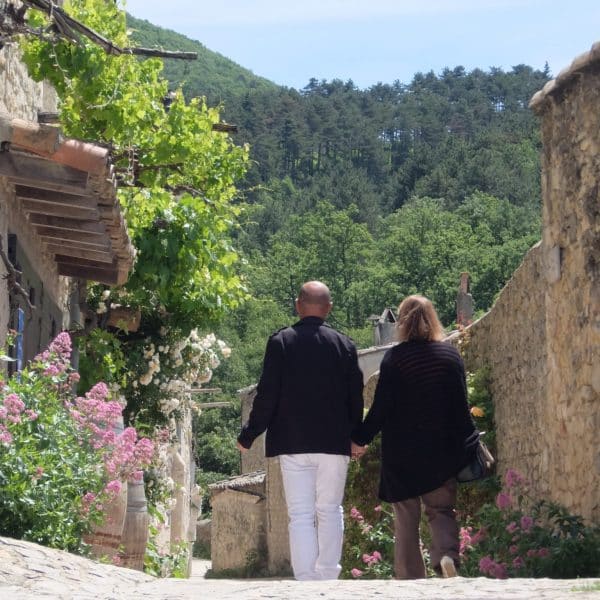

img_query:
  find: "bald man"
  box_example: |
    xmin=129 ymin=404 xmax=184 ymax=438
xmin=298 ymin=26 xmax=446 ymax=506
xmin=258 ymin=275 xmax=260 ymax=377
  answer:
xmin=237 ymin=281 xmax=364 ymax=580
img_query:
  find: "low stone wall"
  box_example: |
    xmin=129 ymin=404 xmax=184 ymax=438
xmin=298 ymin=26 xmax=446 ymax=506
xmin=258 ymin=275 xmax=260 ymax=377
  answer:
xmin=454 ymin=242 xmax=550 ymax=499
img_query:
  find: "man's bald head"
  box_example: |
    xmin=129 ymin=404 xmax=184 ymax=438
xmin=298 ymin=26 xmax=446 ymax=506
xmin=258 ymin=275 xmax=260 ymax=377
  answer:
xmin=296 ymin=281 xmax=332 ymax=319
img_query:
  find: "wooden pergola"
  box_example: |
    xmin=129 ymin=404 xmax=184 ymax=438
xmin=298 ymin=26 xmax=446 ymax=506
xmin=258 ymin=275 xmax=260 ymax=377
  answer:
xmin=0 ymin=113 xmax=134 ymax=285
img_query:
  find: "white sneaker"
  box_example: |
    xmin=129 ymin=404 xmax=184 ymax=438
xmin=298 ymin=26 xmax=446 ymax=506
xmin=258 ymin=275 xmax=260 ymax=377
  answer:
xmin=440 ymin=556 xmax=457 ymax=578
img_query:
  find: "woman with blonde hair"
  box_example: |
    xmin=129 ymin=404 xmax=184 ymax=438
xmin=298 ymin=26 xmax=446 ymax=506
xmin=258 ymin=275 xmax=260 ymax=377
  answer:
xmin=351 ymin=295 xmax=475 ymax=579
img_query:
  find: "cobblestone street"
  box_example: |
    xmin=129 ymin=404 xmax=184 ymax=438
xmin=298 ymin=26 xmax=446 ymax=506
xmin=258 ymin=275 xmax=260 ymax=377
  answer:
xmin=1 ymin=537 xmax=599 ymax=600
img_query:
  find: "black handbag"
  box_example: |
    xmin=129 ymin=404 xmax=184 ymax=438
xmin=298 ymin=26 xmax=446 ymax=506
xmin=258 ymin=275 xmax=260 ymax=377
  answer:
xmin=456 ymin=431 xmax=495 ymax=483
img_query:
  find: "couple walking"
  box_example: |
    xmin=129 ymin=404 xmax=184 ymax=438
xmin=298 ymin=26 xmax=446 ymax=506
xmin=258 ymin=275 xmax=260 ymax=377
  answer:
xmin=237 ymin=281 xmax=476 ymax=580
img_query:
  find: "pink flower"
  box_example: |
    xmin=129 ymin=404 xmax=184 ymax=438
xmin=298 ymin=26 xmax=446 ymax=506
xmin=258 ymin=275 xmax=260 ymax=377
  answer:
xmin=478 ymin=555 xmax=494 ymax=573
xmin=351 ymin=568 xmax=363 ymax=578
xmin=31 ymin=466 xmax=44 ymax=481
xmin=520 ymin=515 xmax=534 ymax=532
xmin=372 ymin=551 xmax=382 ymax=561
xmin=537 ymin=548 xmax=550 ymax=558
xmin=495 ymin=492 xmax=512 ymax=510
xmin=48 ymin=332 xmax=72 ymax=358
xmin=526 ymin=549 xmax=537 ymax=558
xmin=4 ymin=393 xmax=25 ymax=415
xmin=374 ymin=505 xmax=382 ymax=512
xmin=0 ymin=407 xmax=7 ymax=420
xmin=506 ymin=521 xmax=518 ymax=533
xmin=493 ymin=563 xmax=508 ymax=579
xmin=0 ymin=426 xmax=13 ymax=444
xmin=25 ymin=409 xmax=38 ymax=421
xmin=509 ymin=545 xmax=518 ymax=555
xmin=130 ymin=470 xmax=144 ymax=483
xmin=69 ymin=372 xmax=81 ymax=384
xmin=105 ymin=479 xmax=123 ymax=495
xmin=82 ymin=492 xmax=96 ymax=505
xmin=43 ymin=365 xmax=61 ymax=377
xmin=512 ymin=556 xmax=524 ymax=569
xmin=350 ymin=507 xmax=363 ymax=521
xmin=505 ymin=468 xmax=525 ymax=488
xmin=470 ymin=528 xmax=486 ymax=545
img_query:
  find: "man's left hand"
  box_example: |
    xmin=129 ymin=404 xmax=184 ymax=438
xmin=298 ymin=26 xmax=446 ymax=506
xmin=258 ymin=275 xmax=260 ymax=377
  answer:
xmin=237 ymin=441 xmax=248 ymax=453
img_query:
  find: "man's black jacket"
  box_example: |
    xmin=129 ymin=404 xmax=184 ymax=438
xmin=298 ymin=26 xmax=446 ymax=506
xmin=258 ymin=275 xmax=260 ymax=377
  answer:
xmin=238 ymin=316 xmax=364 ymax=456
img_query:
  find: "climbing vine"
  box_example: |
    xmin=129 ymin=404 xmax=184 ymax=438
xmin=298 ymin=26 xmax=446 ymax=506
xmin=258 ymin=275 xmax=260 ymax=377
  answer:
xmin=18 ymin=0 xmax=249 ymax=432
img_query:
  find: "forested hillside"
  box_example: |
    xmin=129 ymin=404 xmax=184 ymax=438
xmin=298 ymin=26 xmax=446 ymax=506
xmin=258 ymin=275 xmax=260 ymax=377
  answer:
xmin=126 ymin=14 xmax=277 ymax=102
xmin=127 ymin=15 xmax=549 ymax=480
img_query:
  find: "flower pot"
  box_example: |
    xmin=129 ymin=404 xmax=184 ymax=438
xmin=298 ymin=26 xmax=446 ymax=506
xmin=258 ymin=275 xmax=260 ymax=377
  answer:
xmin=119 ymin=476 xmax=149 ymax=571
xmin=83 ymin=481 xmax=128 ymax=561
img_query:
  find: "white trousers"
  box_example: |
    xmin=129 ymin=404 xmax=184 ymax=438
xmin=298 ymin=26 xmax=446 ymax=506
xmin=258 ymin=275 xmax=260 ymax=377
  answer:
xmin=279 ymin=453 xmax=349 ymax=580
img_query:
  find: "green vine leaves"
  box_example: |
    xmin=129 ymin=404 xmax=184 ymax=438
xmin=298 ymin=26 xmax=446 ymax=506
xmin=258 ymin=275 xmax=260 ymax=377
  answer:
xmin=20 ymin=0 xmax=249 ymax=332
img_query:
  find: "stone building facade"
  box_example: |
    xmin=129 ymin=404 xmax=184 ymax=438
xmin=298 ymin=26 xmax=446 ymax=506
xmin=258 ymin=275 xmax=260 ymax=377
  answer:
xmin=0 ymin=36 xmax=66 ymax=352
xmin=456 ymin=42 xmax=600 ymax=523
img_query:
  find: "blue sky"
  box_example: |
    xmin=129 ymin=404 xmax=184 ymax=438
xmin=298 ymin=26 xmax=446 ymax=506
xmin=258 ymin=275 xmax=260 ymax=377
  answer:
xmin=122 ymin=0 xmax=600 ymax=90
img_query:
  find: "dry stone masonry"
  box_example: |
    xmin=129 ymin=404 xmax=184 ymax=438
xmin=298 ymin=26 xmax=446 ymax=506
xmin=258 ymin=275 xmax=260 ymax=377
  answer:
xmin=456 ymin=42 xmax=600 ymax=523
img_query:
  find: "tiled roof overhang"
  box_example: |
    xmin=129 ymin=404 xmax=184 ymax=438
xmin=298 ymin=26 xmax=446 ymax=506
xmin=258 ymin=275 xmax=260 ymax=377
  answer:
xmin=0 ymin=112 xmax=135 ymax=285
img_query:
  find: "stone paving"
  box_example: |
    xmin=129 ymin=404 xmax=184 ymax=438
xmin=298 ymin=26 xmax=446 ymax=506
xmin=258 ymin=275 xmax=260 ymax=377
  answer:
xmin=1 ymin=536 xmax=599 ymax=600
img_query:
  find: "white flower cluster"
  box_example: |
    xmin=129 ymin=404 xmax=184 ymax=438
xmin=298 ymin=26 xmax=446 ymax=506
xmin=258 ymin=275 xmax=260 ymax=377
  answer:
xmin=138 ymin=342 xmax=161 ymax=386
xmin=134 ymin=329 xmax=231 ymax=416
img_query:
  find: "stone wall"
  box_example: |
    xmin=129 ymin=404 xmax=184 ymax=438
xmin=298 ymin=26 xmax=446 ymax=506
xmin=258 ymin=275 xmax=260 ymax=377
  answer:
xmin=210 ymin=489 xmax=267 ymax=572
xmin=0 ymin=28 xmax=67 ymax=352
xmin=453 ymin=242 xmax=550 ymax=499
xmin=454 ymin=46 xmax=600 ymax=523
xmin=533 ymin=57 xmax=600 ymax=522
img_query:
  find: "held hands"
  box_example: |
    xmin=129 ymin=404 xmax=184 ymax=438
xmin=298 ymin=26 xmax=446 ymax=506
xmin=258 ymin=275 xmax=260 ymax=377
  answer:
xmin=351 ymin=441 xmax=367 ymax=460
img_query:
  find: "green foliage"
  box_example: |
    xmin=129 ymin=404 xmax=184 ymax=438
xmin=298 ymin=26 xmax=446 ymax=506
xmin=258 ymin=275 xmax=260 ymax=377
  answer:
xmin=21 ymin=0 xmax=249 ymax=334
xmin=249 ymin=201 xmax=374 ymax=328
xmin=144 ymin=516 xmax=190 ymax=578
xmin=460 ymin=471 xmax=600 ymax=578
xmin=193 ymin=402 xmax=240 ymax=476
xmin=77 ymin=328 xmax=126 ymax=393
xmin=457 ymin=366 xmax=501 ymax=523
xmin=126 ymin=13 xmax=277 ymax=105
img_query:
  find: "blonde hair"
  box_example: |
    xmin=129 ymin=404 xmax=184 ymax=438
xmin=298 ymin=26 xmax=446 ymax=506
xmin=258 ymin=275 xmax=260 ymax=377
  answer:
xmin=396 ymin=295 xmax=444 ymax=342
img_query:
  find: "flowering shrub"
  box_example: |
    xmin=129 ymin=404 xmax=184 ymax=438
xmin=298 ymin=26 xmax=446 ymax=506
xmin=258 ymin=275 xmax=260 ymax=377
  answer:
xmin=345 ymin=504 xmax=394 ymax=578
xmin=460 ymin=469 xmax=600 ymax=578
xmin=0 ymin=332 xmax=153 ymax=552
xmin=85 ymin=327 xmax=233 ymax=435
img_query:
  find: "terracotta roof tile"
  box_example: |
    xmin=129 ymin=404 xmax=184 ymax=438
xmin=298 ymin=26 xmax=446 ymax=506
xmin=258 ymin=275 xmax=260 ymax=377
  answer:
xmin=0 ymin=112 xmax=134 ymax=285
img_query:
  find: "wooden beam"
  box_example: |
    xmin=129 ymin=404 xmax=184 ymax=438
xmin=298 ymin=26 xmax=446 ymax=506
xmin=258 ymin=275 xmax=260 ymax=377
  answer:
xmin=40 ymin=237 xmax=112 ymax=252
xmin=21 ymin=198 xmax=98 ymax=220
xmin=44 ymin=243 xmax=114 ymax=264
xmin=57 ymin=262 xmax=129 ymax=285
xmin=15 ymin=185 xmax=98 ymax=209
xmin=55 ymin=254 xmax=118 ymax=269
xmin=0 ymin=152 xmax=89 ymax=194
xmin=34 ymin=226 xmax=107 ymax=246
xmin=28 ymin=213 xmax=106 ymax=234
xmin=57 ymin=262 xmax=120 ymax=285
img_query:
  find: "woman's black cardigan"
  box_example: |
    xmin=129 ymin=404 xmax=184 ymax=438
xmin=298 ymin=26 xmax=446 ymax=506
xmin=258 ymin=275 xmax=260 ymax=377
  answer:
xmin=352 ymin=340 xmax=476 ymax=502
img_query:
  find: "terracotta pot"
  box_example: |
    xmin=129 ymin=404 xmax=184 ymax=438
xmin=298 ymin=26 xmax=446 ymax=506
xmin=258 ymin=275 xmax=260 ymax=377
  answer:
xmin=119 ymin=477 xmax=149 ymax=571
xmin=83 ymin=482 xmax=127 ymax=561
